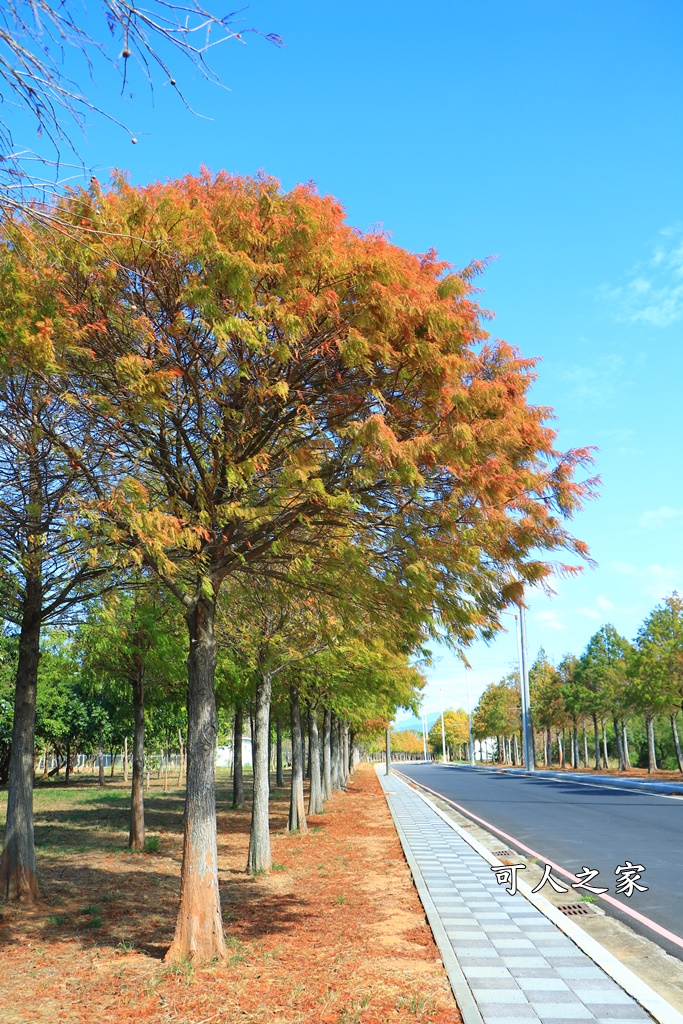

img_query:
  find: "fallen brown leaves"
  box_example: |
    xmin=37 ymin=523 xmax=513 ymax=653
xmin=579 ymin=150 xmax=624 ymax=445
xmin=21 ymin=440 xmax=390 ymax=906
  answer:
xmin=0 ymin=764 xmax=460 ymax=1024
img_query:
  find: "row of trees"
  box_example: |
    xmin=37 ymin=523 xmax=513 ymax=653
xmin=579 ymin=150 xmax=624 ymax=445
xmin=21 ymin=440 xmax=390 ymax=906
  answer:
xmin=470 ymin=594 xmax=683 ymax=773
xmin=0 ymin=173 xmax=592 ymax=959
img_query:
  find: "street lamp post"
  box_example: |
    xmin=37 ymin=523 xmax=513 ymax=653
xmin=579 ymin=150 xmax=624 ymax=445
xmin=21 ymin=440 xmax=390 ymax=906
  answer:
xmin=516 ymin=603 xmax=535 ymax=771
xmin=385 ymin=725 xmax=392 ymax=776
xmin=466 ymin=668 xmax=475 ymax=766
xmin=440 ymin=687 xmax=448 ymax=764
xmin=422 ymin=713 xmax=428 ymax=761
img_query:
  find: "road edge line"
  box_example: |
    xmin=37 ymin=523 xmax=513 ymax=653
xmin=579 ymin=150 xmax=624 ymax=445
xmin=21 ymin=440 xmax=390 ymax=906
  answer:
xmin=377 ymin=769 xmax=485 ymax=1024
xmin=393 ymin=768 xmax=683 ymax=1024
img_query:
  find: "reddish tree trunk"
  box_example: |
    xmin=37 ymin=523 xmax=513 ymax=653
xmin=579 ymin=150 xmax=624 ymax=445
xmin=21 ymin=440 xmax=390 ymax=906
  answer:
xmin=166 ymin=597 xmax=226 ymax=962
xmin=0 ymin=574 xmax=41 ymax=901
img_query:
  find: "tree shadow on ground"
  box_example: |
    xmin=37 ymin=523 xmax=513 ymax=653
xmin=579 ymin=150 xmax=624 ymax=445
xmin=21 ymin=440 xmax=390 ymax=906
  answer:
xmin=1 ymin=771 xmax=318 ymax=961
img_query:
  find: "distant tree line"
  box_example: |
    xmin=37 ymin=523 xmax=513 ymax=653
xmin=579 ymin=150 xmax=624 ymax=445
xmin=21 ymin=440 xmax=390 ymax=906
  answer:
xmin=469 ymin=593 xmax=683 ymax=774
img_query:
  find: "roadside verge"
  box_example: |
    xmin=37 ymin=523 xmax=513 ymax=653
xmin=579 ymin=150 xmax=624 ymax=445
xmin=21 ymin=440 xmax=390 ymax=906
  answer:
xmin=380 ymin=765 xmax=683 ymax=1024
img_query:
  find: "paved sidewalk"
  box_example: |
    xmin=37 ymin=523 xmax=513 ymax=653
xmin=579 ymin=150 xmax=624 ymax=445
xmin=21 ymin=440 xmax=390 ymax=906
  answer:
xmin=378 ymin=766 xmax=656 ymax=1024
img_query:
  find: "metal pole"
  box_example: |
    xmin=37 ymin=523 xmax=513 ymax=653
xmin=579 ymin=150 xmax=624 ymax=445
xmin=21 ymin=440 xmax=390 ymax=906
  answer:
xmin=518 ymin=604 xmax=535 ymax=771
xmin=440 ymin=688 xmax=448 ymax=764
xmin=385 ymin=725 xmax=392 ymax=775
xmin=422 ymin=713 xmax=428 ymax=761
xmin=466 ymin=668 xmax=475 ymax=766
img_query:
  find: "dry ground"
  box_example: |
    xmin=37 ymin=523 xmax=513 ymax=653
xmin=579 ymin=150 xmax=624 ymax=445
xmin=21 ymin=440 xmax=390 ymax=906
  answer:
xmin=0 ymin=763 xmax=460 ymax=1024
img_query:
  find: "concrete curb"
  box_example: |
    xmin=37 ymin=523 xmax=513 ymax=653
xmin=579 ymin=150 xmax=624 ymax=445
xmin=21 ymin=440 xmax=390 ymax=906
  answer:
xmin=380 ymin=774 xmax=485 ymax=1024
xmin=393 ymin=767 xmax=683 ymax=1024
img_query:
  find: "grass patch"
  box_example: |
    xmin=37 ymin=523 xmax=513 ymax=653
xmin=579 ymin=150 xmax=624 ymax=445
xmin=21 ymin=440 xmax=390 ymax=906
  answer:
xmin=144 ymin=835 xmax=160 ymax=854
xmin=82 ymin=904 xmax=103 ymax=928
xmin=44 ymin=914 xmax=67 ymax=927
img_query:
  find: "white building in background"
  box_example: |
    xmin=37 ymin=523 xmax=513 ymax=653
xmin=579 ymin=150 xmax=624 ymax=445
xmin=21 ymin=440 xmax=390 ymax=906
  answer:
xmin=215 ymin=737 xmax=253 ymax=768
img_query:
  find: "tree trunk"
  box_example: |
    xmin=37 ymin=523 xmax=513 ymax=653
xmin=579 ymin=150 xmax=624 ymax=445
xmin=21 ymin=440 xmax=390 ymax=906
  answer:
xmin=646 ymin=714 xmax=658 ymax=774
xmin=250 ymin=706 xmax=256 ymax=775
xmin=304 ymin=706 xmax=311 ymax=780
xmin=670 ymin=713 xmax=683 ymax=774
xmin=330 ymin=712 xmax=341 ymax=790
xmin=65 ymin=742 xmax=71 ymax=785
xmin=129 ymin=671 xmax=145 ymax=850
xmin=592 ymin=714 xmax=600 ymax=770
xmin=342 ymin=724 xmax=349 ymax=785
xmin=177 ymin=729 xmax=184 ymax=786
xmin=275 ymin=714 xmax=284 ymax=788
xmin=0 ymin=576 xmax=42 ymax=902
xmin=232 ymin=705 xmax=244 ymax=808
xmin=308 ymin=708 xmax=323 ymax=815
xmin=247 ymin=672 xmax=273 ymax=872
xmin=622 ymin=721 xmax=631 ymax=768
xmin=98 ymin=733 xmax=104 ymax=786
xmin=288 ymin=685 xmax=307 ymax=832
xmin=322 ymin=708 xmax=332 ymax=801
xmin=349 ymin=730 xmax=356 ymax=774
xmin=583 ymin=722 xmax=589 ymax=768
xmin=601 ymin=721 xmax=609 ymax=769
xmin=556 ymin=730 xmax=563 ymax=769
xmin=613 ymin=715 xmax=625 ymax=771
xmin=166 ymin=597 xmax=226 ymax=962
xmin=124 ymin=736 xmax=129 ymax=783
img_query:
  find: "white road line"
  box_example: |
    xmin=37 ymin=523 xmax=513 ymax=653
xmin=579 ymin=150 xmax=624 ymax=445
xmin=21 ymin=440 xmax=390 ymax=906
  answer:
xmin=442 ymin=763 xmax=683 ymax=801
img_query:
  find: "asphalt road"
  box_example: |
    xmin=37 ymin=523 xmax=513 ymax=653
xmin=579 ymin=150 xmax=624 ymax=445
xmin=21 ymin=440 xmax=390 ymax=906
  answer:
xmin=397 ymin=762 xmax=683 ymax=961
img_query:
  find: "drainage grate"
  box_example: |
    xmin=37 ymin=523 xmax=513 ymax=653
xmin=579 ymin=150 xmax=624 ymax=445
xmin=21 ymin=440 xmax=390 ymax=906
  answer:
xmin=493 ymin=849 xmax=515 ymax=857
xmin=557 ymin=902 xmax=599 ymax=917
xmin=459 ymin=823 xmax=475 ymax=829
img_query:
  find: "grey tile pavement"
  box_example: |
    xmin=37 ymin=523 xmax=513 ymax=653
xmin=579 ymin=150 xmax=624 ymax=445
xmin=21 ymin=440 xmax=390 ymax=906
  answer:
xmin=378 ymin=768 xmax=653 ymax=1024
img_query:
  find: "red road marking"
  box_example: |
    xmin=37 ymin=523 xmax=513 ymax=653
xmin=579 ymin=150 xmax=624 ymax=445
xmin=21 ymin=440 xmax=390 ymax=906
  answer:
xmin=396 ymin=771 xmax=683 ymax=951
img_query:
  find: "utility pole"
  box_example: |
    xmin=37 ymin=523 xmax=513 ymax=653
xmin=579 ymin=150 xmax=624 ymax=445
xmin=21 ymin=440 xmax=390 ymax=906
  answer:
xmin=440 ymin=688 xmax=448 ymax=764
xmin=466 ymin=668 xmax=475 ymax=766
xmin=517 ymin=604 xmax=535 ymax=771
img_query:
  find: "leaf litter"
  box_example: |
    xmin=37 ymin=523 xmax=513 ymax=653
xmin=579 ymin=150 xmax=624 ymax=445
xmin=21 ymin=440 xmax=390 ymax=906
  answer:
xmin=0 ymin=764 xmax=460 ymax=1023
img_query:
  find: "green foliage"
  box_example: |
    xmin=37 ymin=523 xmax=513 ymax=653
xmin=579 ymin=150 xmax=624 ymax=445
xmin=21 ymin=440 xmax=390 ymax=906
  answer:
xmin=576 ymin=625 xmax=632 ymax=721
xmin=629 ymin=593 xmax=683 ymax=717
xmin=473 ymin=675 xmax=520 ymax=742
xmin=428 ymin=709 xmax=471 ymax=757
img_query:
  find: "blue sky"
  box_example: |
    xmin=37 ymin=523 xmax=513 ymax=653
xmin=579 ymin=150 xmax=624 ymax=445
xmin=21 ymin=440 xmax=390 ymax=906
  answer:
xmin=13 ymin=1 xmax=683 ymax=717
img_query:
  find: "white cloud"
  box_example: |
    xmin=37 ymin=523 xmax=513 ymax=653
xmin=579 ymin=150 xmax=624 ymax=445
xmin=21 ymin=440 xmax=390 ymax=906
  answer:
xmin=558 ymin=354 xmax=626 ymax=406
xmin=596 ymin=595 xmax=614 ymax=611
xmin=639 ymin=506 xmax=683 ymax=529
xmin=534 ymin=609 xmax=566 ymax=631
xmin=611 ymin=560 xmax=639 ymax=576
xmin=578 ymin=606 xmax=602 ymax=621
xmin=599 ymin=226 xmax=683 ymax=327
